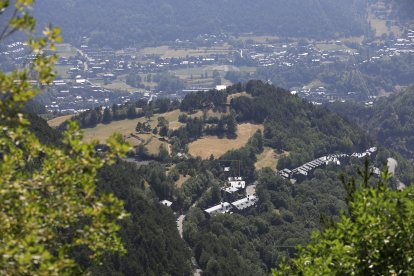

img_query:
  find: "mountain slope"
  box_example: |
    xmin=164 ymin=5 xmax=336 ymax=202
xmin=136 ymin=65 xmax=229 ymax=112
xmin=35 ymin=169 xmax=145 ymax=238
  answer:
xmin=34 ymin=0 xmax=368 ymax=47
xmin=368 ymin=87 xmax=414 ymax=160
xmin=25 ymin=115 xmax=193 ymax=275
xmin=327 ymin=86 xmax=414 ymax=162
xmin=229 ymin=81 xmax=371 ymax=169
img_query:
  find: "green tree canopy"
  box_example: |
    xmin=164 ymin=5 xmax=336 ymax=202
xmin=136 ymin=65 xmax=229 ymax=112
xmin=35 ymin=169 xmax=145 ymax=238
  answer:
xmin=0 ymin=1 xmax=130 ymax=274
xmin=275 ymin=167 xmax=414 ymax=275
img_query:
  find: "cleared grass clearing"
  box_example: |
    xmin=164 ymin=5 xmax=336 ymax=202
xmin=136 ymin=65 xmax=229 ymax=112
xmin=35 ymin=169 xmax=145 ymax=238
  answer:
xmin=188 ymin=123 xmax=263 ymax=159
xmin=255 ymin=149 xmax=290 ymax=171
xmin=82 ymin=110 xmax=180 ymax=157
xmin=169 ymin=121 xmax=184 ymax=130
xmin=82 ymin=109 xmax=183 ymax=143
xmin=175 ymin=174 xmax=190 ymax=188
xmin=83 ymin=119 xmax=140 ymax=143
xmin=47 ymin=115 xmax=73 ymax=128
xmin=144 ymin=136 xmax=171 ymax=155
xmin=255 ymin=147 xmax=278 ymax=171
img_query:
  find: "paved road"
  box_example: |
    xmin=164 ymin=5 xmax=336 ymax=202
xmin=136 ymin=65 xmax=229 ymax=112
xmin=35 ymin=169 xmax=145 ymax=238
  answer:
xmin=387 ymin=157 xmax=406 ymax=190
xmin=176 ymin=214 xmax=185 ymax=238
xmin=246 ymin=183 xmax=257 ymax=197
xmin=176 ymin=201 xmax=203 ymax=275
xmin=387 ymin=158 xmax=398 ymax=174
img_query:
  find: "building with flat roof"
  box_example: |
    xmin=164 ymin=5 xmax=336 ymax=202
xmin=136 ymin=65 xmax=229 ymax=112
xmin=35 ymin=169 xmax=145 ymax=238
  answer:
xmin=204 ymin=202 xmax=232 ymax=217
xmin=231 ymin=195 xmax=258 ymax=212
xmin=160 ymin=200 xmax=173 ymax=207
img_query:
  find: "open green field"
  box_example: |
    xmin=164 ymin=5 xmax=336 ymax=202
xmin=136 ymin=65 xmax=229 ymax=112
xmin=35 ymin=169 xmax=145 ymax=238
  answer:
xmin=315 ymin=42 xmax=352 ymax=52
xmin=236 ymin=34 xmax=279 ymax=43
xmin=368 ymin=3 xmax=401 ymax=37
xmin=175 ymin=174 xmax=190 ymax=188
xmin=82 ymin=110 xmax=184 ymax=155
xmin=138 ymin=45 xmax=232 ymax=59
xmin=92 ymin=77 xmax=142 ymax=93
xmin=55 ymin=43 xmax=77 ymax=58
xmin=171 ymin=64 xmax=254 ymax=87
xmin=255 ymin=148 xmax=289 ymax=171
xmin=54 ymin=65 xmax=72 ymax=79
xmin=188 ymin=123 xmax=264 ymax=159
xmin=255 ymin=147 xmax=278 ymax=171
xmin=81 ymin=97 xmax=258 ymax=158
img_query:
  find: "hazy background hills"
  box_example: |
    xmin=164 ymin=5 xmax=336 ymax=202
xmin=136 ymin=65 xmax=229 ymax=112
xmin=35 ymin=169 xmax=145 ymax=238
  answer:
xmin=34 ymin=0 xmax=368 ymax=47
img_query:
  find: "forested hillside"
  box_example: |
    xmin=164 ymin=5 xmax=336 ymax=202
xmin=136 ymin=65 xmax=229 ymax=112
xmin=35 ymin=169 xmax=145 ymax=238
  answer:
xmin=231 ymin=81 xmax=371 ymax=169
xmin=328 ymin=86 xmax=414 ymax=161
xmin=24 ymin=83 xmax=414 ymax=275
xmin=34 ymin=0 xmax=368 ymax=47
xmin=26 ymin=114 xmax=193 ymax=275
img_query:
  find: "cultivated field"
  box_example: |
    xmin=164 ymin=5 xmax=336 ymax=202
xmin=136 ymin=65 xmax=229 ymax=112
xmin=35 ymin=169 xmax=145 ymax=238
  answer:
xmin=188 ymin=123 xmax=264 ymax=159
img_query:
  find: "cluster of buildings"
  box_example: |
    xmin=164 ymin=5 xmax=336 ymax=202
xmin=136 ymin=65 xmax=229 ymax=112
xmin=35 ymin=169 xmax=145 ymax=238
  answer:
xmin=203 ymin=176 xmax=258 ymax=217
xmin=279 ymin=147 xmax=378 ymax=183
xmin=2 ymin=13 xmax=414 ymax=114
xmin=204 ymin=195 xmax=258 ymax=217
xmin=221 ymin=176 xmax=246 ymax=195
xmin=159 ymin=175 xmax=258 ymax=218
xmin=374 ymin=29 xmax=414 ymax=57
xmin=45 ymin=80 xmax=144 ymax=114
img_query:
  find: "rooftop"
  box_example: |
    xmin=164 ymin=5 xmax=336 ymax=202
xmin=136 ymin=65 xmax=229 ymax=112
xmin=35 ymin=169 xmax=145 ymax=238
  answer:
xmin=231 ymin=195 xmax=258 ymax=211
xmin=160 ymin=200 xmax=173 ymax=207
xmin=205 ymin=202 xmax=232 ymax=215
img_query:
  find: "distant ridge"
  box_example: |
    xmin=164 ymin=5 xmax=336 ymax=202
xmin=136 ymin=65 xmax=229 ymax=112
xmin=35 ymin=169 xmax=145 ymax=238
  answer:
xmin=34 ymin=0 xmax=368 ymax=48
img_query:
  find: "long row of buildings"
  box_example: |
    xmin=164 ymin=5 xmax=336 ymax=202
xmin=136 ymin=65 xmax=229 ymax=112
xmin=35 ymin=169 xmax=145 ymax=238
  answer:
xmin=279 ymin=147 xmax=378 ymax=183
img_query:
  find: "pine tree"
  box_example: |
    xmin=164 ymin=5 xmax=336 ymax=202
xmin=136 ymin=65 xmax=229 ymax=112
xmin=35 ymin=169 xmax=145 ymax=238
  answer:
xmin=102 ymin=107 xmax=112 ymax=123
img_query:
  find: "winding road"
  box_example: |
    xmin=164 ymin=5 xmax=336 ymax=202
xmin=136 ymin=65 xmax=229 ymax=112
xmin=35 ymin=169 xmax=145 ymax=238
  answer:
xmin=387 ymin=157 xmax=406 ymax=190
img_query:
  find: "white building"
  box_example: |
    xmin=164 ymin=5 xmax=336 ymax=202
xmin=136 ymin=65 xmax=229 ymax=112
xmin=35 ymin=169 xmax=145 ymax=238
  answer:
xmin=204 ymin=202 xmax=232 ymax=216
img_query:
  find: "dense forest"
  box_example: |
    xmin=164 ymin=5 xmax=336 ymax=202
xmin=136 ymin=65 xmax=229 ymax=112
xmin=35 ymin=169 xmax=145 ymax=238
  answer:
xmin=90 ymin=162 xmax=193 ymax=275
xmin=33 ymin=0 xmax=368 ymax=47
xmin=327 ymin=86 xmax=414 ymax=162
xmin=25 ymin=115 xmax=193 ymax=275
xmin=25 ymin=81 xmax=414 ymax=275
xmin=182 ymin=149 xmax=414 ymax=274
xmin=253 ymin=53 xmax=414 ymax=98
xmin=230 ymin=81 xmax=371 ymax=168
